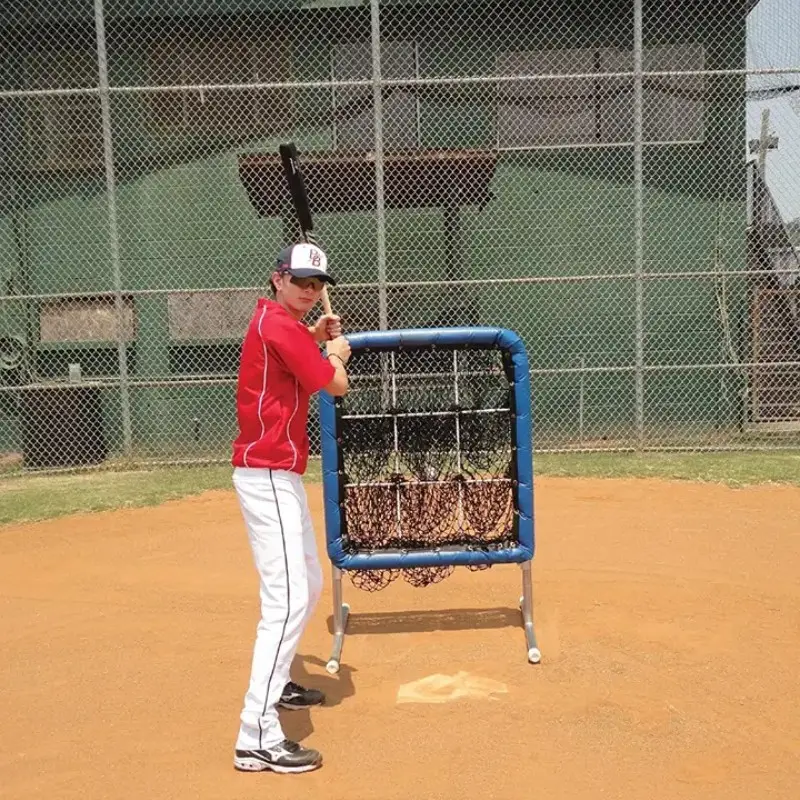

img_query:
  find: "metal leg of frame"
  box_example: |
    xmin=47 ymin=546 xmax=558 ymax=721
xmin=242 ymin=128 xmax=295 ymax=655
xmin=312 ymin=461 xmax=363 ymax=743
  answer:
xmin=326 ymin=566 xmax=350 ymax=674
xmin=520 ymin=560 xmax=541 ymax=664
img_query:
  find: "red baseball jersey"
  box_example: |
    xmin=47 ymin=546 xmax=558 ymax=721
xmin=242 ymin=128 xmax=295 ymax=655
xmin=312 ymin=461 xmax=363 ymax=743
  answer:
xmin=232 ymin=298 xmax=335 ymax=474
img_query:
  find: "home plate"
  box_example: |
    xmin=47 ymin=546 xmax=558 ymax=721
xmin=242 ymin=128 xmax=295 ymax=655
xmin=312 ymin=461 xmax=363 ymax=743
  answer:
xmin=396 ymin=671 xmax=508 ymax=704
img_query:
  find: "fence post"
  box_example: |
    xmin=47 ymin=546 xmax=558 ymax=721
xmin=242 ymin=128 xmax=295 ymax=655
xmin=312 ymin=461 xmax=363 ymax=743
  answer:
xmin=370 ymin=0 xmax=388 ymax=331
xmin=633 ymin=0 xmax=645 ymax=447
xmin=94 ymin=0 xmax=133 ymax=457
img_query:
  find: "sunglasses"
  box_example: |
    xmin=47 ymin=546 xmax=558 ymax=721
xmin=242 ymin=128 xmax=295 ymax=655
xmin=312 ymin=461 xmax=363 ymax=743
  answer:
xmin=289 ymin=276 xmax=325 ymax=291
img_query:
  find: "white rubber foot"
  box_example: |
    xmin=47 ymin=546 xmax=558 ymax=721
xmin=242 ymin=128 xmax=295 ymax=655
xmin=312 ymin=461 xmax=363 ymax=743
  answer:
xmin=326 ymin=659 xmax=340 ymax=675
xmin=528 ymin=647 xmax=542 ymax=664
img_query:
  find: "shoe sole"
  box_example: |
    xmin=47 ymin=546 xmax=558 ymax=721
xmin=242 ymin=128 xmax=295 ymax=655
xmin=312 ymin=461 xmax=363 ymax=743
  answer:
xmin=278 ymin=701 xmax=324 ymax=711
xmin=234 ymin=756 xmax=322 ymax=774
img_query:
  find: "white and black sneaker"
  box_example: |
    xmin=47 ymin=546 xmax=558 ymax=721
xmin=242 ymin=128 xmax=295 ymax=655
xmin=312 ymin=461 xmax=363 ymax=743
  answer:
xmin=279 ymin=681 xmax=325 ymax=710
xmin=234 ymin=739 xmax=322 ymax=774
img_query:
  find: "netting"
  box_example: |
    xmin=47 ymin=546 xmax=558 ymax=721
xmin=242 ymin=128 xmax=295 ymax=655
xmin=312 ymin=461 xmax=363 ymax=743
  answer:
xmin=335 ymin=345 xmax=517 ymax=589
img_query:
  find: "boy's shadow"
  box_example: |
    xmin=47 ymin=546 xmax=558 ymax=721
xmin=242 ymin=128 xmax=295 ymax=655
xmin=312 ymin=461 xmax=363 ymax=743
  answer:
xmin=280 ymin=653 xmax=356 ymax=743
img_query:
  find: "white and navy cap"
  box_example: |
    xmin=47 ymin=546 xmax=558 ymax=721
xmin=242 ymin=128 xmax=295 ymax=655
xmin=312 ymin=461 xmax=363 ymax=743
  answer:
xmin=275 ymin=242 xmax=336 ymax=285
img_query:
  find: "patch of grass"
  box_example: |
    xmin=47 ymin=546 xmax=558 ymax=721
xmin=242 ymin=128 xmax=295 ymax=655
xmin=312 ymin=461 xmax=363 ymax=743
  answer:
xmin=1 ymin=453 xmax=799 ymax=528
xmin=0 ymin=460 xmax=325 ymax=527
xmin=0 ymin=465 xmax=234 ymax=527
xmin=533 ymin=450 xmax=800 ymax=487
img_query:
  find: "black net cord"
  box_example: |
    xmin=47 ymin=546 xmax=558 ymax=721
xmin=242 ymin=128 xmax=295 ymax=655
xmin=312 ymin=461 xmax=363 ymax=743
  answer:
xmin=335 ymin=345 xmax=518 ymax=589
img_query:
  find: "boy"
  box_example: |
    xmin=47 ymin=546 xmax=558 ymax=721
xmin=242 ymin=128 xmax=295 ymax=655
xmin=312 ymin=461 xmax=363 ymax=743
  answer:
xmin=231 ymin=242 xmax=350 ymax=773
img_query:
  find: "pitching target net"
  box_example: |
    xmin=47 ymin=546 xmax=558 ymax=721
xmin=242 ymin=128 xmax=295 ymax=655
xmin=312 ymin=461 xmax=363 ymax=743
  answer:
xmin=320 ymin=327 xmax=534 ymax=591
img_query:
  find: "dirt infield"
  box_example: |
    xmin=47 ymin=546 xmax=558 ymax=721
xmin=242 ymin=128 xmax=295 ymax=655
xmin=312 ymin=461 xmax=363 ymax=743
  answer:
xmin=2 ymin=476 xmax=800 ymax=800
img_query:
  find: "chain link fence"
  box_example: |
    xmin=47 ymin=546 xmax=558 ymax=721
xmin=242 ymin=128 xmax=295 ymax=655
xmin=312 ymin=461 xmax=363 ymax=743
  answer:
xmin=1 ymin=0 xmax=799 ymax=473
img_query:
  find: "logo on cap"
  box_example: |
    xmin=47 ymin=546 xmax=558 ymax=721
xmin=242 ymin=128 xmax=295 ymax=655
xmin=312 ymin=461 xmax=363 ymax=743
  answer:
xmin=307 ymin=247 xmax=324 ymax=270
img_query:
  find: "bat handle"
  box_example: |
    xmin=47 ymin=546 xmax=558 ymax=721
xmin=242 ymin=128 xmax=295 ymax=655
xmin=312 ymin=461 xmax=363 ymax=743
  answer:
xmin=320 ymin=286 xmax=333 ymax=317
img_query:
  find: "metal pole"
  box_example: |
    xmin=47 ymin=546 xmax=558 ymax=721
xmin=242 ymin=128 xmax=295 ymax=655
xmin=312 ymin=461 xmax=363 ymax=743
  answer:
xmin=370 ymin=0 xmax=387 ymax=331
xmin=757 ymin=108 xmax=770 ymax=178
xmin=633 ymin=0 xmax=645 ymax=447
xmin=414 ymin=42 xmax=422 ymax=148
xmin=94 ymin=0 xmax=133 ymax=457
xmin=326 ymin=566 xmax=350 ymax=674
xmin=520 ymin=561 xmax=541 ymax=663
xmin=330 ymin=46 xmax=338 ymax=151
xmin=9 ymin=202 xmax=35 ymax=383
xmin=579 ymin=355 xmax=585 ymax=446
xmin=370 ymin=0 xmax=391 ymax=411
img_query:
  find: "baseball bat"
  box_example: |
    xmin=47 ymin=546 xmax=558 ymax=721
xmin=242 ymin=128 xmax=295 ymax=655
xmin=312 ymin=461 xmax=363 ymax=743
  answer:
xmin=278 ymin=142 xmax=333 ymax=317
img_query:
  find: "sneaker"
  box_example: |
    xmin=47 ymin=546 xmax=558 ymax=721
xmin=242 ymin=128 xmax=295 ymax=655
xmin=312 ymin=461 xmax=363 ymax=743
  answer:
xmin=234 ymin=739 xmax=322 ymax=774
xmin=279 ymin=681 xmax=325 ymax=710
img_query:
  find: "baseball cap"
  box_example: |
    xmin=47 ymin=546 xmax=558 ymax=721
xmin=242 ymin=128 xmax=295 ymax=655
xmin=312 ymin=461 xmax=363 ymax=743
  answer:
xmin=275 ymin=242 xmax=336 ymax=285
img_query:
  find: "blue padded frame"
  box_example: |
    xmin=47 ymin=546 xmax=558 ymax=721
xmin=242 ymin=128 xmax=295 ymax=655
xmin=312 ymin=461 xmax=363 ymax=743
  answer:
xmin=319 ymin=327 xmax=534 ymax=571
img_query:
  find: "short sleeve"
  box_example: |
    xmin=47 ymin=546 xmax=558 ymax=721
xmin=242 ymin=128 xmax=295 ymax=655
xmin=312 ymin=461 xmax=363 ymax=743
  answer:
xmin=269 ymin=321 xmax=336 ymax=394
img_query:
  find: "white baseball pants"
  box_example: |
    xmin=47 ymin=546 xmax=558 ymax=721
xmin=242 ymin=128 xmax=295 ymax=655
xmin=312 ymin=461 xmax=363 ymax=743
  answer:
xmin=232 ymin=467 xmax=323 ymax=750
